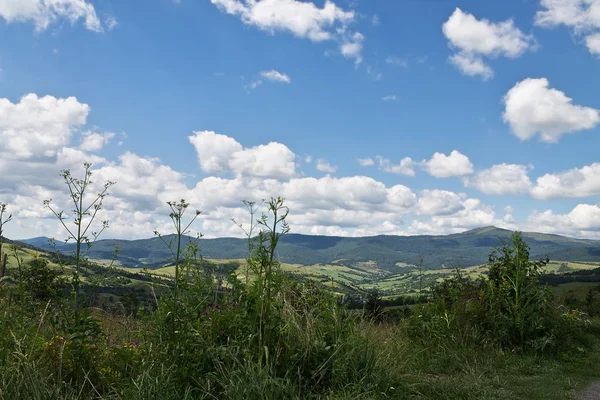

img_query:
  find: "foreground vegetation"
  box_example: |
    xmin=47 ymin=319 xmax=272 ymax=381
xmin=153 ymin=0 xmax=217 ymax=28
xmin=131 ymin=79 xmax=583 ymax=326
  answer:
xmin=2 ymin=164 xmax=600 ymax=399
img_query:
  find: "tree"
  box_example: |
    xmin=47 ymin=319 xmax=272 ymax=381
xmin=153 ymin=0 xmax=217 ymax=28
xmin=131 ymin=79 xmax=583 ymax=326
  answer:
xmin=21 ymin=258 xmax=60 ymax=301
xmin=365 ymin=288 xmax=383 ymax=321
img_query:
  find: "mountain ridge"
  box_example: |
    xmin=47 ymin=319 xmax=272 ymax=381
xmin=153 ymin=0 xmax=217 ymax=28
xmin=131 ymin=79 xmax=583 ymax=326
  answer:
xmin=17 ymin=226 xmax=600 ymax=270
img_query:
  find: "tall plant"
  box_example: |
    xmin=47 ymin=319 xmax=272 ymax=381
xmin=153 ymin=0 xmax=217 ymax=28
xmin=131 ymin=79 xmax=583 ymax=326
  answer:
xmin=244 ymin=197 xmax=290 ymax=364
xmin=44 ymin=163 xmax=114 ymax=319
xmin=154 ymin=199 xmax=202 ymax=301
xmin=0 ymin=203 xmax=11 ymax=278
xmin=232 ymin=200 xmax=260 ymax=286
xmin=487 ymin=232 xmax=551 ymax=348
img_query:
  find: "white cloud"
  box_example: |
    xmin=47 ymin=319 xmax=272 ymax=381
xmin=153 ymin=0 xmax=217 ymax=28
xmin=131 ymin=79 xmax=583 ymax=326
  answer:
xmin=417 ymin=189 xmax=464 ymax=216
xmin=377 ymin=156 xmax=415 ymax=176
xmin=408 ymin=198 xmax=516 ymax=236
xmin=535 ymin=0 xmax=600 ymax=55
xmin=503 ymin=78 xmax=599 ymax=142
xmin=210 ymin=0 xmax=354 ymax=41
xmin=188 ymin=131 xmax=243 ymax=173
xmin=105 ymin=15 xmax=118 ymax=31
xmin=260 ymin=70 xmax=292 ymax=83
xmin=526 ymin=204 xmax=600 ymax=238
xmin=448 ymin=53 xmax=493 ymax=80
xmin=386 ymin=55 xmax=408 ymax=67
xmin=96 ymin=152 xmax=188 ymax=212
xmin=465 ymin=163 xmax=532 ymax=195
xmin=340 ymin=32 xmax=364 ymax=64
xmin=0 ymin=93 xmax=90 ymax=160
xmin=79 ymin=131 xmax=115 ymax=152
xmin=0 ymin=0 xmax=104 ymax=32
xmin=210 ymin=0 xmax=362 ymax=62
xmin=5 ymin=94 xmax=600 ymax=241
xmin=246 ymin=80 xmax=263 ymax=90
xmin=247 ymin=70 xmax=291 ymax=90
xmin=230 ymin=142 xmax=296 ymax=179
xmin=356 ymin=157 xmax=374 ymax=167
xmin=381 ymin=95 xmax=397 ymax=101
xmin=316 ymin=158 xmax=337 ymax=173
xmin=189 ymin=131 xmax=296 ymax=179
xmin=531 ymin=162 xmax=600 ymax=199
xmin=421 ymin=150 xmax=473 ymax=178
xmin=387 ymin=185 xmax=418 ymax=209
xmin=442 ymin=8 xmax=535 ymax=79
xmin=586 ymin=32 xmax=600 ymax=55
xmin=283 ymin=175 xmax=388 ymax=212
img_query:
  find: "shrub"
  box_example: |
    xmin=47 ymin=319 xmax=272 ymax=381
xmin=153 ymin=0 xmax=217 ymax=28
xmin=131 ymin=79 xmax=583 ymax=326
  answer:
xmin=412 ymin=232 xmax=588 ymax=353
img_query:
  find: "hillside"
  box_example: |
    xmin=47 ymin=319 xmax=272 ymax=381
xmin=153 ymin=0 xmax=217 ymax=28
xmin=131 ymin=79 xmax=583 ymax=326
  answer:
xmin=20 ymin=226 xmax=600 ymax=270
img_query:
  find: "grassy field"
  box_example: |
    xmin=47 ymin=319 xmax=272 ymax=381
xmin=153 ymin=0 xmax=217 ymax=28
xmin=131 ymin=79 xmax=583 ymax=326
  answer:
xmin=101 ymin=257 xmax=600 ymax=298
xmin=3 ymin=239 xmax=600 ymax=399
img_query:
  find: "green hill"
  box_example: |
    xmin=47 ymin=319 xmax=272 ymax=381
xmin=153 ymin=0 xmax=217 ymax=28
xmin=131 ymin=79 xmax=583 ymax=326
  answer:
xmin=20 ymin=226 xmax=600 ymax=270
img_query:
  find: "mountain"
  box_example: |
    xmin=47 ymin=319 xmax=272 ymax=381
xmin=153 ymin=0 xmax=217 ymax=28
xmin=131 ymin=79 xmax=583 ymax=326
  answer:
xmin=19 ymin=227 xmax=600 ymax=270
xmin=16 ymin=236 xmax=70 ymax=250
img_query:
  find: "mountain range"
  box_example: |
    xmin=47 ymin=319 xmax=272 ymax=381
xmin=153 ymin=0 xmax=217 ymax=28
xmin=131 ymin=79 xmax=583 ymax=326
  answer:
xmin=19 ymin=226 xmax=600 ymax=270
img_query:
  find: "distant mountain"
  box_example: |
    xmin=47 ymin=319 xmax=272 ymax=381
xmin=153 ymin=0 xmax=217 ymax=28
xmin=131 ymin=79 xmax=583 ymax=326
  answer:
xmin=20 ymin=227 xmax=600 ymax=270
xmin=17 ymin=236 xmax=69 ymax=250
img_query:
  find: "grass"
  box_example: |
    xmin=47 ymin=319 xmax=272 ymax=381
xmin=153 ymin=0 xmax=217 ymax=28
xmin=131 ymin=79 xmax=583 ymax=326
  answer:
xmin=552 ymin=281 xmax=600 ymax=300
xmin=109 ymin=258 xmax=600 ymax=299
xmin=360 ymin=323 xmax=600 ymax=400
xmin=3 ymin=248 xmax=600 ymax=399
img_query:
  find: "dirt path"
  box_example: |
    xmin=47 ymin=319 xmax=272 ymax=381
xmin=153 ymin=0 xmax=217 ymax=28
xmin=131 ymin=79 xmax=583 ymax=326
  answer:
xmin=577 ymin=383 xmax=600 ymax=399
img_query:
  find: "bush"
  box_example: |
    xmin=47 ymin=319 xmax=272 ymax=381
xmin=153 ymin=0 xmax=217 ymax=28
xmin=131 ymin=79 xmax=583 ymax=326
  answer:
xmin=411 ymin=232 xmax=589 ymax=353
xmin=20 ymin=258 xmax=62 ymax=301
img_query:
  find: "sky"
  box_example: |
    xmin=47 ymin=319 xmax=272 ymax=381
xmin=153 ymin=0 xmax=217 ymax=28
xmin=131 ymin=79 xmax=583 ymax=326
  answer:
xmin=1 ymin=0 xmax=600 ymax=241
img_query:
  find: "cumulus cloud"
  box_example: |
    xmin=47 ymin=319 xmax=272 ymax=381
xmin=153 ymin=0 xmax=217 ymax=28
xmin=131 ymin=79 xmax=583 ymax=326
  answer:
xmin=5 ymin=93 xmax=600 ymax=241
xmin=408 ymin=198 xmax=516 ymax=236
xmin=420 ymin=150 xmax=473 ymax=178
xmin=503 ymin=78 xmax=599 ymax=142
xmin=282 ymin=175 xmax=388 ymax=212
xmin=586 ymin=32 xmax=600 ymax=55
xmin=535 ymin=0 xmax=600 ymax=55
xmin=442 ymin=8 xmax=535 ymax=79
xmin=526 ymin=204 xmax=600 ymax=238
xmin=260 ymin=70 xmax=292 ymax=83
xmin=247 ymin=70 xmax=291 ymax=90
xmin=0 ymin=0 xmax=105 ymax=32
xmin=377 ymin=156 xmax=415 ymax=176
xmin=417 ymin=189 xmax=464 ymax=216
xmin=209 ymin=0 xmax=363 ymax=62
xmin=229 ymin=142 xmax=296 ymax=178
xmin=531 ymin=162 xmax=600 ymax=199
xmin=188 ymin=131 xmax=296 ymax=179
xmin=79 ymin=131 xmax=115 ymax=152
xmin=188 ymin=131 xmax=243 ymax=173
xmin=465 ymin=163 xmax=532 ymax=195
xmin=0 ymin=94 xmax=90 ymax=160
xmin=356 ymin=157 xmax=374 ymax=167
xmin=448 ymin=52 xmax=493 ymax=80
xmin=95 ymin=152 xmax=188 ymax=212
xmin=340 ymin=32 xmax=364 ymax=64
xmin=316 ymin=158 xmax=337 ymax=173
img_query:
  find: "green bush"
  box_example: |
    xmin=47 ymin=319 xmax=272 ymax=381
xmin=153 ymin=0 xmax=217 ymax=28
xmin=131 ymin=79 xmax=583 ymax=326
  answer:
xmin=411 ymin=232 xmax=590 ymax=353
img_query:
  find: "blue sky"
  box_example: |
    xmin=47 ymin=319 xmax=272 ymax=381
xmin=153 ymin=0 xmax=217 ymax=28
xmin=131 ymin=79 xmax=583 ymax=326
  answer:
xmin=1 ymin=0 xmax=600 ymax=240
